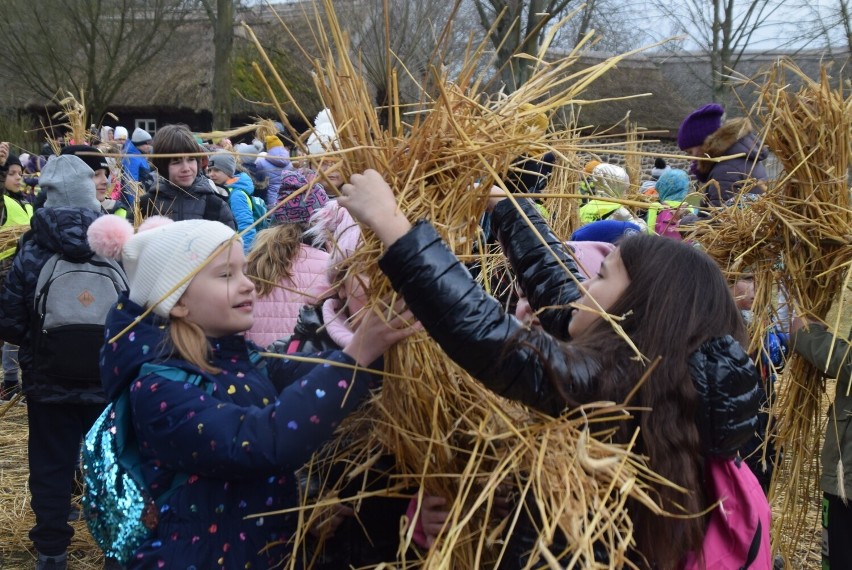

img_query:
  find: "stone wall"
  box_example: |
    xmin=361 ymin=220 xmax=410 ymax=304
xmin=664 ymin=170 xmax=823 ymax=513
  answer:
xmin=577 ymin=137 xmax=691 ymax=184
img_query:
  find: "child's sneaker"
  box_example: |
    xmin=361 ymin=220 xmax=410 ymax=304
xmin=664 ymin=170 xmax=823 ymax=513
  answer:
xmin=36 ymin=551 xmax=67 ymax=570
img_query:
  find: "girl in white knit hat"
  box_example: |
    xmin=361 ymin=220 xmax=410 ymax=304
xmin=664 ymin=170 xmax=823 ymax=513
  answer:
xmin=85 ymin=214 xmax=416 ymax=568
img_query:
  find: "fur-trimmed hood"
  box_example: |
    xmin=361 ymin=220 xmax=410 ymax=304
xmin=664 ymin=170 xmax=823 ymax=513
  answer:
xmin=695 ymin=118 xmax=767 ymax=177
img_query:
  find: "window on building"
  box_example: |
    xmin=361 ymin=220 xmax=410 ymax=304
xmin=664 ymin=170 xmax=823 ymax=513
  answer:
xmin=135 ymin=119 xmax=156 ymax=134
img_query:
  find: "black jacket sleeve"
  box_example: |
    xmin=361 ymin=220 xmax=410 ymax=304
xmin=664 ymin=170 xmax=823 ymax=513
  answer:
xmin=379 ymin=220 xmax=595 ymax=416
xmin=490 ymin=199 xmax=583 ymax=340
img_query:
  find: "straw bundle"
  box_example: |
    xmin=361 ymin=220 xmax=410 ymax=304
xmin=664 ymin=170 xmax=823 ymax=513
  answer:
xmin=245 ymin=1 xmax=678 ymax=567
xmin=691 ymin=59 xmax=852 ymax=562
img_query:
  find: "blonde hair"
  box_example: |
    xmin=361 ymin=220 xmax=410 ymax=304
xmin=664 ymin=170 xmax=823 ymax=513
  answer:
xmin=168 ymin=317 xmax=221 ymax=374
xmin=246 ymin=224 xmax=303 ymax=297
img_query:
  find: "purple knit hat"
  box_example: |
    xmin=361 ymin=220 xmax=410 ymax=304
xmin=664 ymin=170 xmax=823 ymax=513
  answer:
xmin=677 ymin=103 xmax=725 ymax=150
xmin=272 ymin=169 xmax=329 ymax=224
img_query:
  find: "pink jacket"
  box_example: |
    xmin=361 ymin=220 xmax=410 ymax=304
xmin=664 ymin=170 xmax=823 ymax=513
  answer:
xmin=246 ymin=244 xmax=332 ymax=349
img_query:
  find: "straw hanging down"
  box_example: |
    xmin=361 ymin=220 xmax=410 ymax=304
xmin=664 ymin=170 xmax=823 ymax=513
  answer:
xmin=243 ymin=2 xmax=686 ymax=568
xmin=690 ymin=59 xmax=852 ymax=564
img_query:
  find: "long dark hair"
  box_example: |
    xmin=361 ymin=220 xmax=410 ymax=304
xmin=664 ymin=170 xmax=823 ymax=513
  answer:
xmin=552 ymin=233 xmax=745 ymax=568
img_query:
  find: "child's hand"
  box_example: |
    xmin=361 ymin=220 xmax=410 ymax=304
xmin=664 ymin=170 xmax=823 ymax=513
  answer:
xmin=343 ymin=297 xmax=419 ymax=367
xmin=0 ymin=142 xmax=9 ymax=167
xmin=339 ymin=169 xmax=412 ymax=246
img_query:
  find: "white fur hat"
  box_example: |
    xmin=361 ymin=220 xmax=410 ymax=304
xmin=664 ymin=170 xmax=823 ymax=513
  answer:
xmin=87 ymin=216 xmax=239 ymax=317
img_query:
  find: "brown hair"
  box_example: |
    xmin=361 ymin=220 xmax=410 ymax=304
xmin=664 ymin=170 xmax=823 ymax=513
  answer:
xmin=546 ymin=234 xmax=745 ymax=567
xmin=150 ymin=124 xmax=201 ymax=180
xmin=246 ymin=224 xmax=304 ymax=297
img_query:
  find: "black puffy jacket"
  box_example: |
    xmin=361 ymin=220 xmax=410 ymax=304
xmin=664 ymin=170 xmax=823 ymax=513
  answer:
xmin=378 ymin=199 xmax=760 ymax=457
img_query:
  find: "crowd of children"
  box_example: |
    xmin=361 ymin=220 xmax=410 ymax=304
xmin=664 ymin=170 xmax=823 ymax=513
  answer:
xmin=0 ymin=99 xmax=844 ymax=570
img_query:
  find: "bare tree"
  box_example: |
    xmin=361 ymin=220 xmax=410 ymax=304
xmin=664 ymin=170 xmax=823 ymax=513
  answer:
xmin=471 ymin=0 xmax=577 ymax=91
xmin=346 ymin=0 xmax=472 ymax=125
xmin=645 ymin=0 xmax=793 ymax=102
xmin=801 ymin=0 xmax=852 ymax=54
xmin=0 ymin=0 xmax=193 ymax=123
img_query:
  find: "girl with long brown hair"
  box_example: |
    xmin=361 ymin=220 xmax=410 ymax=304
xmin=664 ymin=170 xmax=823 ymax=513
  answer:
xmin=338 ymin=169 xmax=768 ymax=568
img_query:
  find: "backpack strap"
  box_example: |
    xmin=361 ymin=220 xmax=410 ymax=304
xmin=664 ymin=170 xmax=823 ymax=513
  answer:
xmin=33 ymin=253 xmax=62 ymax=309
xmin=136 ymin=362 xmax=215 ymax=505
xmin=740 ymin=520 xmax=762 ymax=570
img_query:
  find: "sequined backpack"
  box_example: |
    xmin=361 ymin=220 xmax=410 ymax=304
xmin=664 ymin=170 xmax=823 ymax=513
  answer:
xmin=82 ymin=363 xmax=211 ymax=564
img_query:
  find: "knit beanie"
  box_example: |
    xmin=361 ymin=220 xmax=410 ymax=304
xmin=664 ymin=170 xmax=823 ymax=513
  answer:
xmin=583 ymin=160 xmax=601 ymax=175
xmin=655 ymin=168 xmax=691 ymax=203
xmin=234 ymin=143 xmax=259 ymax=167
xmin=87 ymin=216 xmax=239 ymax=317
xmin=40 ymin=155 xmax=101 ymax=211
xmin=273 ymin=169 xmax=329 ymax=224
xmin=3 ymin=153 xmax=22 ymax=171
xmin=131 ymin=127 xmax=152 ymax=145
xmin=114 ymin=126 xmax=129 ymax=141
xmin=677 ymin=104 xmax=725 ymax=150
xmin=208 ymin=152 xmax=236 ymax=177
xmin=61 ymin=144 xmax=110 ymax=173
xmin=571 ymin=219 xmax=642 ymax=244
xmin=265 ymin=135 xmax=283 ymax=151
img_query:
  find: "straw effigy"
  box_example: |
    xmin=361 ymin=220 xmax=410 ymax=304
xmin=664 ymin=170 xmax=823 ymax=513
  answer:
xmin=242 ymin=2 xmax=685 ymax=568
xmin=689 ymin=59 xmax=852 ymax=563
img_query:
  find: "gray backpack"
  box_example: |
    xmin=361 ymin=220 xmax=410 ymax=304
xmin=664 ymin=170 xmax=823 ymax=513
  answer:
xmin=32 ymin=253 xmax=128 ymax=384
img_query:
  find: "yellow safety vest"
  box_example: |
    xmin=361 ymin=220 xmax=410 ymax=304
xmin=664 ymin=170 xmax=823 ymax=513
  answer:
xmin=0 ymin=194 xmax=34 ymax=260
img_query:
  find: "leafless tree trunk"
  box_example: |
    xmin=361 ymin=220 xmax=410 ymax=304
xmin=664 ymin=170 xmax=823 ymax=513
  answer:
xmin=471 ymin=0 xmax=574 ymax=92
xmin=200 ymin=0 xmax=235 ymax=130
xmin=647 ymin=0 xmax=789 ymax=103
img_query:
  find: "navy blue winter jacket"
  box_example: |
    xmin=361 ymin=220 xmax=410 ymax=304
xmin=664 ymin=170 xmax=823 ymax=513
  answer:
xmin=100 ymin=296 xmax=382 ymax=569
xmin=0 ymin=207 xmax=112 ymax=403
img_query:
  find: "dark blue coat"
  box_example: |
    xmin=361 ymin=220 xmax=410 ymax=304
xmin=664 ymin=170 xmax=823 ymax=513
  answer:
xmin=138 ymin=174 xmax=236 ymax=229
xmin=101 ymin=296 xmax=382 ymax=568
xmin=0 ymin=206 xmax=111 ymax=403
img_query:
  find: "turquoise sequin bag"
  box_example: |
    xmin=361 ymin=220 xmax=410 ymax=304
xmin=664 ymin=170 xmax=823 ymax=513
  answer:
xmin=82 ymin=363 xmax=209 ymax=564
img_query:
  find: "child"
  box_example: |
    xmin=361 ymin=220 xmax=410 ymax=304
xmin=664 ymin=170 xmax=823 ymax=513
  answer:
xmin=0 ymin=154 xmax=126 ymax=570
xmin=731 ymin=272 xmax=787 ymax=493
xmin=85 ymin=214 xmax=414 ymax=568
xmin=0 ymin=147 xmax=34 ymax=401
xmin=645 ymin=168 xmax=693 ymax=239
xmin=337 ymin=169 xmax=769 ymax=568
xmin=272 ymin=168 xmax=329 ymax=225
xmin=137 ymin=124 xmax=236 ymax=229
xmin=58 ymin=144 xmax=127 ymax=217
xmin=578 ymin=163 xmax=647 ymax=231
xmin=790 ymin=318 xmax=852 ymax=569
xmin=254 ymin=134 xmax=292 ymax=201
xmin=207 ymin=151 xmax=258 ymax=252
xmin=245 ymin=223 xmax=331 ymax=348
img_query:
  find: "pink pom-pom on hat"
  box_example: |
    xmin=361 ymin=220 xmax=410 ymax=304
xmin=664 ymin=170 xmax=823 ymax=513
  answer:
xmin=87 ymin=215 xmax=134 ymax=260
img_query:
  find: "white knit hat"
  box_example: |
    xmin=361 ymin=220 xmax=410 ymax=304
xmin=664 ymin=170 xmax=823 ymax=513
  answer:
xmin=87 ymin=216 xmax=239 ymax=317
xmin=114 ymin=126 xmax=129 ymax=141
